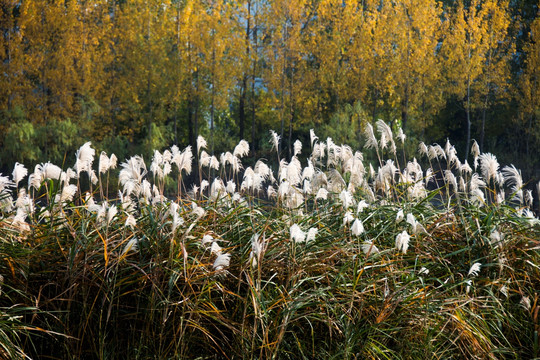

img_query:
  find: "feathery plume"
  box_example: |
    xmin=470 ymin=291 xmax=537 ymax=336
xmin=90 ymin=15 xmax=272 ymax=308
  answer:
xmin=397 ymin=127 xmax=406 ymax=143
xmin=468 ymin=262 xmax=481 ymax=277
xmin=315 ymin=188 xmax=328 ymax=200
xmin=376 ymin=119 xmax=396 ymax=153
xmin=12 ymin=163 xmax=28 ymax=187
xmin=290 ymin=224 xmax=306 ymax=243
xmin=478 ymin=153 xmax=499 ymax=183
xmin=306 ymin=227 xmax=318 ymax=242
xmin=343 ymin=211 xmax=354 ymax=225
xmin=42 ymin=162 xmax=62 ymax=180
xmin=99 ymin=152 xmax=111 ymax=174
xmin=395 ymin=230 xmax=410 ymax=254
xmin=293 ymin=139 xmax=302 ymax=156
xmin=362 ymin=241 xmax=379 ymax=256
xmin=269 ymin=130 xmax=280 ymax=151
xmin=309 ymin=129 xmax=319 ymax=148
xmin=351 ymin=218 xmax=364 ymax=236
xmin=197 ymin=135 xmax=207 ymax=154
xmin=363 ymin=123 xmax=378 ymax=150
xmin=213 ymin=253 xmax=231 ymax=272
xmin=233 ymin=139 xmax=250 ymax=158
xmin=75 ymin=142 xmax=95 ymax=176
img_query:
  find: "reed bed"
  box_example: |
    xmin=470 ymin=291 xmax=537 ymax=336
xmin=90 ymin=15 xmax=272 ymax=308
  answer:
xmin=0 ymin=125 xmax=539 ymax=359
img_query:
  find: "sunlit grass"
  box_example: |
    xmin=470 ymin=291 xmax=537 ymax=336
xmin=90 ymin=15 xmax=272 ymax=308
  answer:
xmin=0 ymin=130 xmax=538 ymax=359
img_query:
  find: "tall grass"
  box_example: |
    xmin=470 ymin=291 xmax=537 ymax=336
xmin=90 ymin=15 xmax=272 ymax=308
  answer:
xmin=0 ymin=129 xmax=538 ymax=359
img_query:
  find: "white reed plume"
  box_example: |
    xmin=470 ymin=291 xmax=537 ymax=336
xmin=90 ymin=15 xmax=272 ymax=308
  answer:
xmin=363 ymin=123 xmax=378 ymax=150
xmin=107 ymin=205 xmax=118 ymax=225
xmin=267 ymin=185 xmax=276 ymax=199
xmin=520 ymin=296 xmax=531 ymax=311
xmin=303 ymin=179 xmax=312 ymax=195
xmin=198 ymin=179 xmax=208 ymax=193
xmin=28 ymin=164 xmax=42 ymax=190
xmin=249 ymin=233 xmax=267 ymax=267
xmin=445 ymin=141 xmax=459 ymax=168
xmin=418 ymin=142 xmax=428 ymax=157
xmin=241 ymin=167 xmax=264 ymax=193
xmin=340 ymin=145 xmax=354 ymax=165
xmin=210 ymin=241 xmax=222 ymax=255
xmin=406 ymin=213 xmax=425 ymax=234
xmin=397 ymin=127 xmax=406 ymax=144
xmin=42 ymin=162 xmax=62 ymax=181
xmin=121 ymin=237 xmax=139 ymax=256
xmin=315 ymin=187 xmax=328 ymax=200
xmin=293 ymin=139 xmax=302 ymax=157
xmin=301 ymin=160 xmax=315 ymax=181
xmin=213 ymin=253 xmax=231 ymax=272
xmin=12 ymin=163 xmax=27 ymax=188
xmin=119 ymin=156 xmax=147 ymax=185
xmin=125 ymin=214 xmax=137 ymax=229
xmin=150 ymin=150 xmax=172 ymax=182
xmin=434 ymin=144 xmax=446 ymax=160
xmin=471 ymin=140 xmax=480 ymax=166
xmin=306 ymin=227 xmax=318 ymax=242
xmin=75 ymin=142 xmax=95 ymax=177
xmin=309 ymin=129 xmax=319 ymax=149
xmin=468 ymin=262 xmax=481 ymax=277
xmin=361 ymin=241 xmax=379 ymax=256
xmin=197 ymin=135 xmax=207 ymax=154
xmin=343 ymin=211 xmax=354 ymax=225
xmin=99 ymin=152 xmax=111 ymax=174
xmin=325 ymin=137 xmax=338 ymax=167
xmin=290 ymin=224 xmax=306 ymax=243
xmin=15 ymin=189 xmax=33 ymax=216
xmin=172 ymin=146 xmax=193 ymax=176
xmin=199 ymin=151 xmax=218 ymax=170
xmin=525 ymin=190 xmax=533 ymax=208
xmin=427 ymin=145 xmax=437 ymax=161
xmin=59 ymin=184 xmax=78 ymax=203
xmin=395 ymin=230 xmax=410 ymax=254
xmin=269 ymin=130 xmax=280 ymax=152
xmin=254 ymin=160 xmax=273 ymax=181
xmin=234 ymin=139 xmax=250 ymax=158
xmin=311 ymin=142 xmax=326 ymax=163
xmin=226 ymin=180 xmax=236 ymax=194
xmin=460 ymin=161 xmax=472 ymax=175
xmin=351 ymin=218 xmax=364 ymax=236
xmin=287 ymin=157 xmax=302 ymax=186
xmin=339 ymin=189 xmax=354 ymax=209
xmin=444 ymin=170 xmax=458 ymax=192
xmin=502 ymin=165 xmax=523 ymax=193
xmin=210 ymin=178 xmax=226 ymax=200
xmin=396 ymin=209 xmax=404 ymax=223
xmin=278 ymin=180 xmax=290 ymax=199
xmin=0 ymin=175 xmax=13 ymax=197
xmin=357 ymin=200 xmax=369 ymax=214
xmin=12 ymin=208 xmax=30 ymax=233
xmin=376 ymin=119 xmax=396 ymax=154
xmin=478 ymin=153 xmax=499 ymax=184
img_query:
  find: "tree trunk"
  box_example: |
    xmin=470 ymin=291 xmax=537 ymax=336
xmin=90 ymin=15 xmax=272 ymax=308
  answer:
xmin=401 ymin=85 xmax=409 ymax=130
xmin=464 ymin=75 xmax=472 ymax=160
xmin=239 ymin=80 xmax=246 ymax=139
xmin=480 ymin=92 xmax=489 ymax=152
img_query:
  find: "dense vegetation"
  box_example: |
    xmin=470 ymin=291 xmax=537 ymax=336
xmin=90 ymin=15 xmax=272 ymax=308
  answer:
xmin=0 ymin=0 xmax=539 ymax=178
xmin=0 ymin=128 xmax=539 ymax=359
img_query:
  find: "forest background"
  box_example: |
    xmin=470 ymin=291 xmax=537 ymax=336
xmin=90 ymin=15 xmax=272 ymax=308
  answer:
xmin=0 ymin=0 xmax=539 ymax=183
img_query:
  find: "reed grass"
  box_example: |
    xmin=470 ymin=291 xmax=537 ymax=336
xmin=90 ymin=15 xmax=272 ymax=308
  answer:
xmin=0 ymin=129 xmax=538 ymax=359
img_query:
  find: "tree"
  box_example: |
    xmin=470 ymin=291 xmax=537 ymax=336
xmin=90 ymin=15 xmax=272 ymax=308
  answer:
xmin=441 ymin=0 xmax=513 ymax=158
